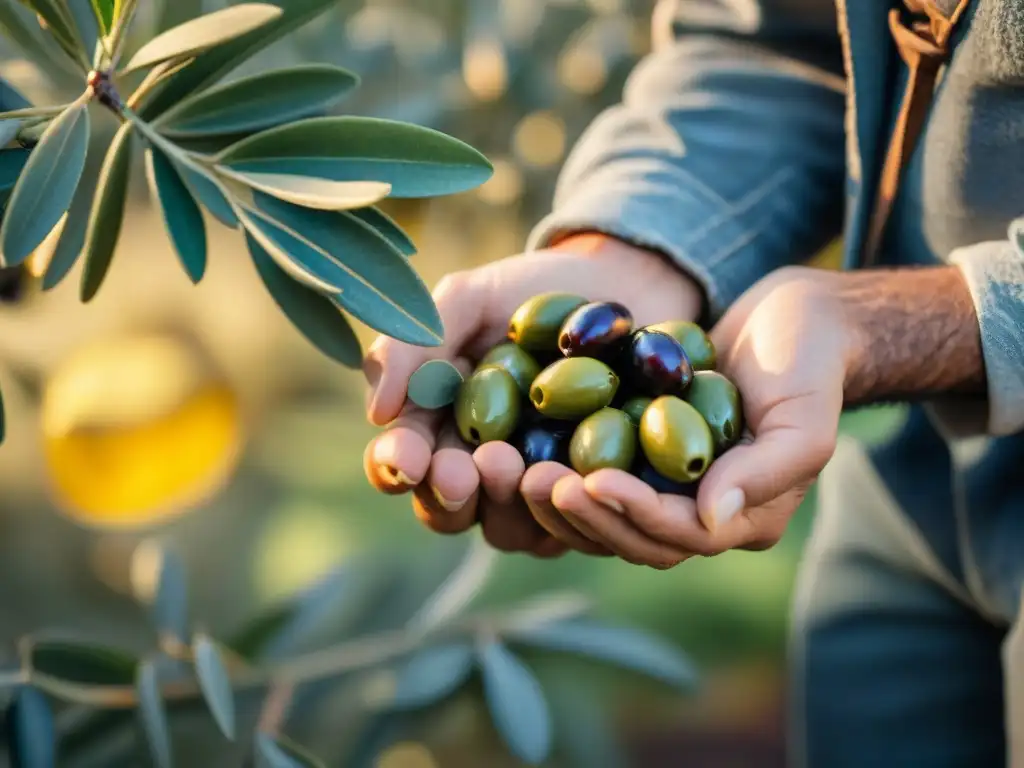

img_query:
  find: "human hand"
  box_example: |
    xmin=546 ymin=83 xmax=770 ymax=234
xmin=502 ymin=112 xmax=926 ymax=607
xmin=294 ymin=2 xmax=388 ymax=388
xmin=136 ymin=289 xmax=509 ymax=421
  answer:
xmin=362 ymin=233 xmax=704 ymax=558
xmin=543 ymin=266 xmax=849 ymax=568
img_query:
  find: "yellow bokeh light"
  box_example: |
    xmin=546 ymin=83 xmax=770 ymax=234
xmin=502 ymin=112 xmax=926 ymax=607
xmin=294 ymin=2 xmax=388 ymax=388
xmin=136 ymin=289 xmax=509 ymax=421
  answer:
xmin=513 ymin=111 xmax=567 ymax=169
xmin=463 ymin=38 xmax=508 ymax=102
xmin=41 ymin=334 xmax=243 ymax=528
xmin=476 ymin=158 xmax=525 ymax=207
xmin=559 ymin=47 xmax=608 ymax=95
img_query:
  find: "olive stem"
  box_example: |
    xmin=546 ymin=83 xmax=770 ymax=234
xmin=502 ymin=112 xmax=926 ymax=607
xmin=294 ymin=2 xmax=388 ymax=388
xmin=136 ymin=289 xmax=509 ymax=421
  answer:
xmin=16 ymin=593 xmax=592 ymax=709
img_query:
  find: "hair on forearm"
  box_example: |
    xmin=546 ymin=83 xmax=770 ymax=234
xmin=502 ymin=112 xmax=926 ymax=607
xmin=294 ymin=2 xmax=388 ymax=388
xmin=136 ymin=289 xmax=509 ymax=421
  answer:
xmin=839 ymin=265 xmax=987 ymax=406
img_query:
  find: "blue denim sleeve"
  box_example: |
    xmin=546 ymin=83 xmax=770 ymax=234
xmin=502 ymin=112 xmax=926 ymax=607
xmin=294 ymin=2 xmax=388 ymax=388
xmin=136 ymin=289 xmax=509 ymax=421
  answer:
xmin=526 ymin=0 xmax=848 ymax=320
xmin=942 ymin=219 xmax=1024 ymax=436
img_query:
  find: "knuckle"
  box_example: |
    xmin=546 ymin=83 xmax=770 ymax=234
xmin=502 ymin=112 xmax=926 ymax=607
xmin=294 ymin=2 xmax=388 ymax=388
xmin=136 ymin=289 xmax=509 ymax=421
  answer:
xmin=433 ymin=271 xmax=472 ymax=302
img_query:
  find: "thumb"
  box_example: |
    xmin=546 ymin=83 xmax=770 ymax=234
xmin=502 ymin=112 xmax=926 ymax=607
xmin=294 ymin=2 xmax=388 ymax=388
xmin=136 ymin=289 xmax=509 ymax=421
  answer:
xmin=694 ymin=392 xmax=839 ymax=533
xmin=366 ymin=271 xmax=489 ymax=425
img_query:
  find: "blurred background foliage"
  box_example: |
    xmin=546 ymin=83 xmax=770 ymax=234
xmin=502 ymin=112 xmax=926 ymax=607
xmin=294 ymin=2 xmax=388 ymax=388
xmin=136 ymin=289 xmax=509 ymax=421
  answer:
xmin=0 ymin=0 xmax=908 ymax=765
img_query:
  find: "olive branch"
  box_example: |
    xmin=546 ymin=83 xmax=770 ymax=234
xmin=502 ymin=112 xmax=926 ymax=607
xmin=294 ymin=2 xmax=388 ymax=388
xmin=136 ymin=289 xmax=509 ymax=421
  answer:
xmin=3 ymin=538 xmax=698 ymax=767
xmin=0 ymin=0 xmax=495 ymax=446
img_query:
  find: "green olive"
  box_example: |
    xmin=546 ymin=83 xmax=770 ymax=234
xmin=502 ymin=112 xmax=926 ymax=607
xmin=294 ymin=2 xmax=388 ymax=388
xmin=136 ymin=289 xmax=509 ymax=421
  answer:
xmin=508 ymin=292 xmax=588 ymax=351
xmin=639 ymin=395 xmax=714 ymax=483
xmin=455 ymin=367 xmax=521 ymax=445
xmin=569 ymin=408 xmax=637 ymax=476
xmin=529 ymin=357 xmax=619 ymax=420
xmin=477 ymin=342 xmax=541 ymax=395
xmin=621 ymin=396 xmax=653 ymax=427
xmin=685 ymin=371 xmax=743 ymax=455
xmin=646 ymin=320 xmax=717 ymax=371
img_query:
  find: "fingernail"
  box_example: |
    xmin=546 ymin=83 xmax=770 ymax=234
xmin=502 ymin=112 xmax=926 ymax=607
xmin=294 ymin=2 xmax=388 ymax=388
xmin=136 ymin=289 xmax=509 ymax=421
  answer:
xmin=378 ymin=465 xmax=415 ymax=487
xmin=713 ymin=488 xmax=745 ymax=529
xmin=594 ymin=496 xmax=625 ymax=514
xmin=432 ymin=486 xmax=468 ymax=512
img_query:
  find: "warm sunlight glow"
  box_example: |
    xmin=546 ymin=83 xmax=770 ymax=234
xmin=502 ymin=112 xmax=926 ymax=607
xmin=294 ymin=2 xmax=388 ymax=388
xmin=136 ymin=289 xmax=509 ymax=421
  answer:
xmin=41 ymin=335 xmax=242 ymax=528
xmin=513 ymin=111 xmax=567 ymax=168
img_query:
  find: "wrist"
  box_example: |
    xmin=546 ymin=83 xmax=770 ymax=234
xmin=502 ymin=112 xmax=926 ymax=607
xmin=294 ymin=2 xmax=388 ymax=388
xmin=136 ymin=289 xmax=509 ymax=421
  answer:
xmin=548 ymin=231 xmax=707 ymax=322
xmin=832 ymin=266 xmax=986 ymax=404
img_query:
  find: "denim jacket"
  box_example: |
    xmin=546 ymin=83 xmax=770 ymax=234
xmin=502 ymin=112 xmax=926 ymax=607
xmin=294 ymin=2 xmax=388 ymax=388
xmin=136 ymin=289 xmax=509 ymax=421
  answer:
xmin=528 ymin=0 xmax=1024 ymax=439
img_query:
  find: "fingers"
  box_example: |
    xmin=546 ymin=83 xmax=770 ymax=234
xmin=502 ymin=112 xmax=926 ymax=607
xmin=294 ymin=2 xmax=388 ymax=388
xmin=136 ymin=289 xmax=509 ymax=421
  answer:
xmin=474 ymin=442 xmax=552 ymax=554
xmin=363 ymin=358 xmax=472 ymax=494
xmin=695 ymin=392 xmax=839 ymax=534
xmin=551 ymin=474 xmax=691 ymax=569
xmin=365 ymin=273 xmax=495 ymax=426
xmin=363 ymin=405 xmax=442 ymax=494
xmin=521 ymin=463 xmax=612 ymax=556
xmin=583 ymin=469 xmax=746 ymax=556
xmin=411 ymin=422 xmax=480 ymax=534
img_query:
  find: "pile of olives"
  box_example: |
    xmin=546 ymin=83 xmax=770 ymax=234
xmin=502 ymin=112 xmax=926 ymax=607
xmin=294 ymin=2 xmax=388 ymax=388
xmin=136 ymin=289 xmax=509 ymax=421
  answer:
xmin=448 ymin=293 xmax=744 ymax=494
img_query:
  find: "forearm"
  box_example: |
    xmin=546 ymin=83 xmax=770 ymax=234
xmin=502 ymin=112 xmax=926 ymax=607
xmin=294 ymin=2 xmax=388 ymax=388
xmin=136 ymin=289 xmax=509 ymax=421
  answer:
xmin=839 ymin=266 xmax=987 ymax=405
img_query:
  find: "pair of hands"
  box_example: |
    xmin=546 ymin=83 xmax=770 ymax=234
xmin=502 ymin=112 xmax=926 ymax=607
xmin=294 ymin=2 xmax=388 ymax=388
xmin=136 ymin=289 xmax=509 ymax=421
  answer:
xmin=362 ymin=234 xmax=848 ymax=568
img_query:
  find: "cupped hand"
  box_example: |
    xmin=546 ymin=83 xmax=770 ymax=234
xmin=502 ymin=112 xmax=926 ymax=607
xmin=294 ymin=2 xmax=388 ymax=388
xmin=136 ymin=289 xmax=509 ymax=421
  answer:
xmin=545 ymin=266 xmax=850 ymax=568
xmin=362 ymin=233 xmax=704 ymax=558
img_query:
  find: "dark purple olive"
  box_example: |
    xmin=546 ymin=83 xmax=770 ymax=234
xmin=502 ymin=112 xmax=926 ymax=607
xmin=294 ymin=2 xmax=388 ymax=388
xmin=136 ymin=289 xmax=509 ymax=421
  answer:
xmin=557 ymin=301 xmax=633 ymax=359
xmin=624 ymin=329 xmax=694 ymax=397
xmin=514 ymin=425 xmax=570 ymax=467
xmin=632 ymin=457 xmax=698 ymax=497
xmin=522 ymin=409 xmax=577 ymax=438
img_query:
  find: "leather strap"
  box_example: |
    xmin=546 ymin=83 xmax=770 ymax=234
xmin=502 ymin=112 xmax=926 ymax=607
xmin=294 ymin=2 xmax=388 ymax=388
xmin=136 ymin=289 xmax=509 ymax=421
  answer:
xmin=860 ymin=0 xmax=973 ymax=266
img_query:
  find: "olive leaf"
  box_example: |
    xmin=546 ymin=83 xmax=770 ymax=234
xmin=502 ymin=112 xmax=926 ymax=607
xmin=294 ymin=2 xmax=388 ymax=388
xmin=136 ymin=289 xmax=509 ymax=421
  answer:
xmin=389 ymin=644 xmax=474 ymax=711
xmin=41 ymin=141 xmax=100 ymax=290
xmin=135 ymin=660 xmax=173 ymax=768
xmin=67 ymin=0 xmax=101 ymax=53
xmin=21 ymin=0 xmax=86 ymax=66
xmin=216 ymin=116 xmax=493 ymax=199
xmin=27 ymin=638 xmax=138 ymax=686
xmin=219 ymin=167 xmax=391 ymax=212
xmin=148 ymin=543 xmax=189 ymax=643
xmin=177 ymin=162 xmax=238 ymax=228
xmin=0 ymin=2 xmax=80 ymax=87
xmin=509 ymin=620 xmax=699 ymax=690
xmin=250 ymin=194 xmax=443 ymax=346
xmin=256 ymin=732 xmax=326 ymax=768
xmin=0 ymin=119 xmax=23 ymax=147
xmin=192 ymin=634 xmax=235 ymax=741
xmin=246 ymin=234 xmax=363 ymax=368
xmin=348 ymin=207 xmax=416 ymax=257
xmin=139 ymin=0 xmax=341 ymax=119
xmin=80 ymin=121 xmax=134 ymax=302
xmin=407 ymin=360 xmax=464 ymax=409
xmin=6 ymin=685 xmax=56 ymax=768
xmin=0 ymin=102 xmax=89 ymax=267
xmin=0 ymin=78 xmax=30 ymax=111
xmin=0 ymin=148 xmax=30 ymax=191
xmin=144 ymin=146 xmax=207 ymax=283
xmin=235 ymin=204 xmax=342 ymax=294
xmin=478 ymin=641 xmax=553 ymax=766
xmin=157 ymin=64 xmax=359 ymax=138
xmin=89 ymin=0 xmax=113 ymax=32
xmin=122 ymin=3 xmax=284 ymax=74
